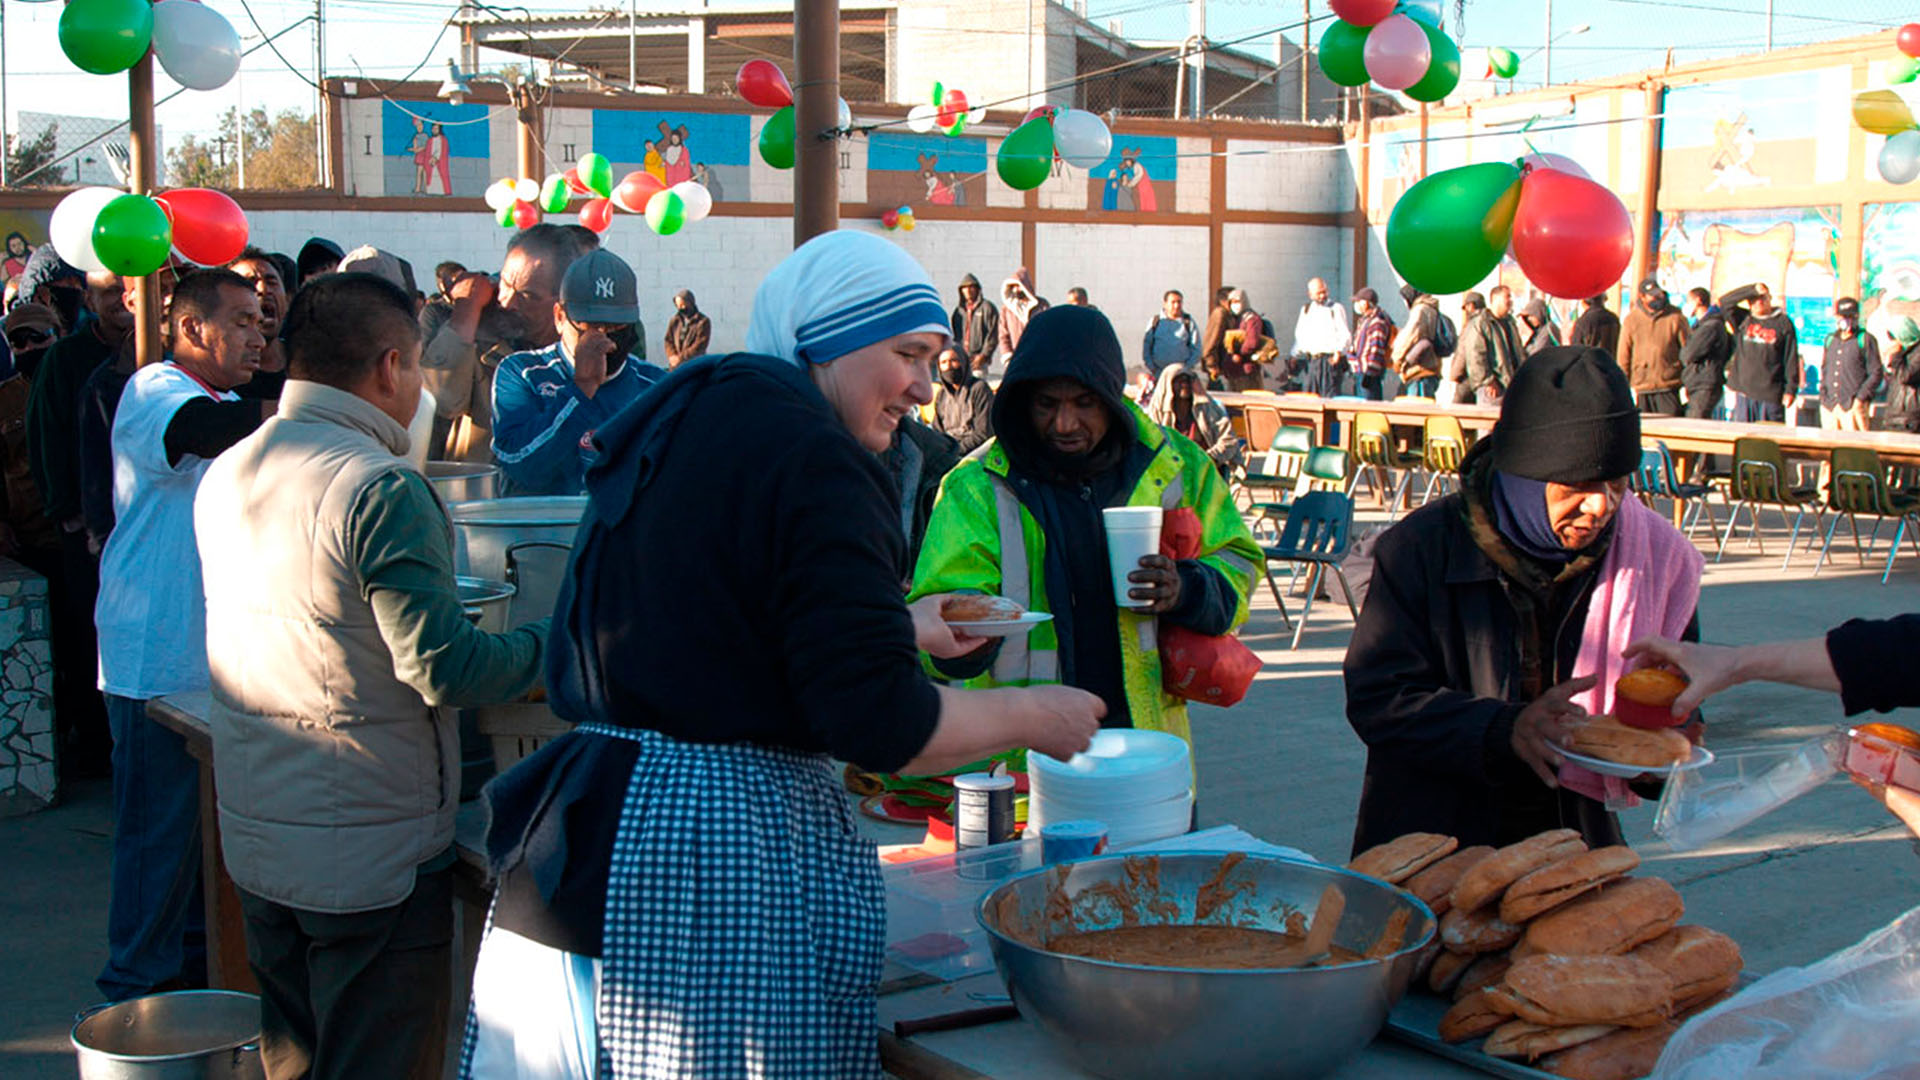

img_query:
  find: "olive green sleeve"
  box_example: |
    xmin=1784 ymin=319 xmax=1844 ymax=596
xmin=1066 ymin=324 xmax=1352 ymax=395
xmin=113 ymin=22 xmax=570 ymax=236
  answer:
xmin=348 ymin=470 xmax=547 ymax=707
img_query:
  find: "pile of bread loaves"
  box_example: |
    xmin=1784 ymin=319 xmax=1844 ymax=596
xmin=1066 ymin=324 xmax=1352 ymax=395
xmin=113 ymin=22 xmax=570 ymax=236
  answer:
xmin=1350 ymin=829 xmax=1742 ymax=1080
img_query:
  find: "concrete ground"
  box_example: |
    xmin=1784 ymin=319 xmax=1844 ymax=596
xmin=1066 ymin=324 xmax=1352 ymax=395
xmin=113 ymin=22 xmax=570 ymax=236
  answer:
xmin=5 ymin=489 xmax=1919 ymax=1077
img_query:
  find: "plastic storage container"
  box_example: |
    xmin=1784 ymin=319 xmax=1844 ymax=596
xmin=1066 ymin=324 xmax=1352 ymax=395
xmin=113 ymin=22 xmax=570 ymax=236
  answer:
xmin=883 ymin=839 xmax=1043 ymax=981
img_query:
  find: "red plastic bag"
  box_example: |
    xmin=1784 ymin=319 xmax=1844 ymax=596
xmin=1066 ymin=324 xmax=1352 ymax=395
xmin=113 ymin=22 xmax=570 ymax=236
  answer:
xmin=1156 ymin=508 xmax=1261 ymax=707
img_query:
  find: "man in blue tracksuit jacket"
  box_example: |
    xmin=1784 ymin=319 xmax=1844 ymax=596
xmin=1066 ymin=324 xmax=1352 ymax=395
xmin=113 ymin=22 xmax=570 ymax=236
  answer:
xmin=492 ymin=248 xmax=663 ymax=495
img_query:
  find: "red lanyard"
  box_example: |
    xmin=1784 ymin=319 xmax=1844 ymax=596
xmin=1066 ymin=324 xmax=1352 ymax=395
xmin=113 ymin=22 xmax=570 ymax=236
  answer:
xmin=168 ymin=361 xmax=224 ymax=400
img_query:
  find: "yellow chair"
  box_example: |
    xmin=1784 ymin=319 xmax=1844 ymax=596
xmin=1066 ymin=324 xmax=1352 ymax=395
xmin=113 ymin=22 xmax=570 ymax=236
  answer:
xmin=1349 ymin=411 xmax=1422 ymax=522
xmin=1419 ymin=415 xmax=1470 ymax=504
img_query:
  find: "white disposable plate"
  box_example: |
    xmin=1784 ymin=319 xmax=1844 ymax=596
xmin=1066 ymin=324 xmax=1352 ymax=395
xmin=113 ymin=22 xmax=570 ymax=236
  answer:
xmin=946 ymin=611 xmax=1053 ymax=637
xmin=1549 ymin=741 xmax=1715 ymax=779
xmin=1030 ymin=729 xmax=1191 ymax=781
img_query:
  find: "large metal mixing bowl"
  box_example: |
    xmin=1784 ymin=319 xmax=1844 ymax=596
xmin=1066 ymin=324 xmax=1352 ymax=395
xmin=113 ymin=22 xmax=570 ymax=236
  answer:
xmin=978 ymin=852 xmax=1434 ymax=1080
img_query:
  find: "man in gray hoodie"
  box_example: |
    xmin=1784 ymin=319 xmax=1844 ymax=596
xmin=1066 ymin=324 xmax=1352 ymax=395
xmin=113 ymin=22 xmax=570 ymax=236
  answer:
xmin=949 ymin=273 xmax=1000 ymax=377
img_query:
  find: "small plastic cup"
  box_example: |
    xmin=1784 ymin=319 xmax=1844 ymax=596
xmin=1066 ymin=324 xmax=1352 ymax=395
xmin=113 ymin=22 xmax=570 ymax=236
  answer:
xmin=1102 ymin=506 xmax=1163 ymax=611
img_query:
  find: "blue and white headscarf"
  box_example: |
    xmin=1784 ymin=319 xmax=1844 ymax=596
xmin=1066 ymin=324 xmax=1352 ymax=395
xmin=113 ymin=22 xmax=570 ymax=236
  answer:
xmin=745 ymin=230 xmax=949 ymax=366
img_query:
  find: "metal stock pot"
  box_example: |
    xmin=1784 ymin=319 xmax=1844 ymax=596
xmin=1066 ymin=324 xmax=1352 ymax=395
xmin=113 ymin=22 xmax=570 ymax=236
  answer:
xmin=446 ymin=497 xmax=586 ymax=629
xmin=425 ymin=462 xmax=501 ymax=503
xmin=71 ymin=991 xmax=265 ymax=1079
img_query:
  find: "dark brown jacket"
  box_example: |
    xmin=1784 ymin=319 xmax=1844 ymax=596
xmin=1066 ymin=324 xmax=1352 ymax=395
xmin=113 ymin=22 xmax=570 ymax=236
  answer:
xmin=1617 ymin=301 xmax=1688 ymax=392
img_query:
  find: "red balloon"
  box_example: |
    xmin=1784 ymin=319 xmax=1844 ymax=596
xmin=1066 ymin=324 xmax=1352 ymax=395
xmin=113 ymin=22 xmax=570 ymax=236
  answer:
xmin=1509 ymin=168 xmax=1635 ymax=300
xmin=880 ymin=209 xmax=900 ymax=229
xmin=736 ymin=59 xmax=793 ymax=108
xmin=1023 ymin=104 xmax=1059 ymax=125
xmin=564 ymin=167 xmax=589 ymax=195
xmin=154 ymin=187 xmax=248 ymax=266
xmin=1900 ymin=23 xmax=1920 ymax=59
xmin=937 ymin=89 xmax=969 ymax=130
xmin=1329 ymin=0 xmax=1397 ymax=26
xmin=578 ymin=198 xmax=614 ymax=233
xmin=510 ymin=200 xmax=541 ymax=230
xmin=611 ymin=170 xmax=666 ymax=214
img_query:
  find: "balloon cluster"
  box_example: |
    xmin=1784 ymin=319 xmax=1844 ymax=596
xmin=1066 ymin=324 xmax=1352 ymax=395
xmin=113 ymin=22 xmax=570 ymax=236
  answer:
xmin=907 ymin=83 xmax=986 ymax=136
xmin=51 ymin=185 xmax=247 ymax=276
xmin=736 ymin=60 xmax=853 ymax=170
xmin=880 ymin=205 xmax=917 ymax=231
xmin=1853 ymin=25 xmax=1920 ymax=184
xmin=1386 ymin=155 xmax=1632 ymax=300
xmin=484 ymin=153 xmax=712 ymax=236
xmin=1318 ymin=0 xmax=1460 ymax=102
xmin=59 ymin=0 xmax=241 ymax=89
xmin=995 ymin=105 xmax=1113 ymax=191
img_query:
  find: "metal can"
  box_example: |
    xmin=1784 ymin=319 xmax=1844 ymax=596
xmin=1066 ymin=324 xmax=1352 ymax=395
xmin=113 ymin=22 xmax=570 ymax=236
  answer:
xmin=953 ymin=772 xmax=1016 ymax=849
xmin=1040 ymin=820 xmax=1110 ymax=864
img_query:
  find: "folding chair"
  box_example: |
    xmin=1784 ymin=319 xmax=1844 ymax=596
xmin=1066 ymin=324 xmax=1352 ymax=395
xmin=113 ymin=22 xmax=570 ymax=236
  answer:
xmin=1717 ymin=437 xmax=1824 ymax=570
xmin=1349 ymin=411 xmax=1422 ymax=522
xmin=1628 ymin=443 xmax=1721 ymax=546
xmin=1818 ymin=447 xmax=1920 ymax=582
xmin=1419 ymin=414 xmax=1470 ymax=504
xmin=1261 ymin=491 xmax=1359 ymax=650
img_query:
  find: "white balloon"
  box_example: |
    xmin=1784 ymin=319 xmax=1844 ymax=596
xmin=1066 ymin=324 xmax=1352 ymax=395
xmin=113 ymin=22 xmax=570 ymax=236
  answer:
xmin=513 ymin=177 xmax=540 ymax=203
xmin=837 ymin=97 xmax=853 ymax=131
xmin=1881 ymin=130 xmax=1920 ymax=184
xmin=669 ymin=181 xmax=713 ymax=223
xmin=907 ymin=104 xmax=939 ymax=134
xmin=1052 ymin=108 xmax=1113 ymax=171
xmin=967 ymin=108 xmax=988 ymax=126
xmin=49 ymin=187 xmax=122 ymax=273
xmin=483 ymin=179 xmax=515 ymax=211
xmin=151 ymin=0 xmax=242 ymax=92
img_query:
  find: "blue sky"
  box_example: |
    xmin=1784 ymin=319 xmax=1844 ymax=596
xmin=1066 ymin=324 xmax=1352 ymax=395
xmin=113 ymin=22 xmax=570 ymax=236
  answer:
xmin=0 ymin=0 xmax=1908 ymax=155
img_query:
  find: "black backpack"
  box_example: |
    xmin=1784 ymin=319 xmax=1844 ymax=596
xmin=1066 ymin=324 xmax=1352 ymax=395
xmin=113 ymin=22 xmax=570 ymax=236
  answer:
xmin=1433 ymin=312 xmax=1459 ymax=358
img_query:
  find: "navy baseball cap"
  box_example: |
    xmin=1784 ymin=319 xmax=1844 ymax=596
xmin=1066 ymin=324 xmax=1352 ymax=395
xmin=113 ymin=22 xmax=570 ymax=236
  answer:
xmin=560 ymin=249 xmax=639 ymax=324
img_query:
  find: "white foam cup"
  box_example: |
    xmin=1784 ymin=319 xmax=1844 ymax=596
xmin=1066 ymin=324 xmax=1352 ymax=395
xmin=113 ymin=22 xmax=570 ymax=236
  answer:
xmin=1102 ymin=506 xmax=1164 ymax=611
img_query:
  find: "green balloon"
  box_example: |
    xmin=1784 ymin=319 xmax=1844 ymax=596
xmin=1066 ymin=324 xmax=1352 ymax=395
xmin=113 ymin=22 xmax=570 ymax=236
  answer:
xmin=577 ymin=153 xmax=613 ymax=198
xmin=1386 ymin=161 xmax=1523 ymax=296
xmin=996 ymin=117 xmax=1055 ymax=191
xmin=91 ymin=194 xmax=172 ymax=277
xmin=540 ymin=174 xmax=570 ymax=213
xmin=1405 ymin=22 xmax=1461 ymax=102
xmin=1488 ymin=46 xmax=1520 ymax=80
xmin=496 ymin=203 xmax=516 ymax=229
xmin=1894 ymin=56 xmax=1920 ymax=85
xmin=59 ymin=0 xmax=154 ymax=77
xmin=759 ymin=107 xmax=796 ymax=170
xmin=1318 ymin=20 xmax=1372 ymax=88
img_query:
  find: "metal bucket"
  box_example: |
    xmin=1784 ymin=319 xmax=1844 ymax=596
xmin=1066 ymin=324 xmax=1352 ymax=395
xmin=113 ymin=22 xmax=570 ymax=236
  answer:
xmin=455 ymin=576 xmax=516 ymax=798
xmin=72 ymin=991 xmax=265 ymax=1080
xmin=447 ymin=497 xmax=586 ymax=629
xmin=456 ymin=576 xmax=515 ymax=633
xmin=425 ymin=462 xmax=501 ymax=504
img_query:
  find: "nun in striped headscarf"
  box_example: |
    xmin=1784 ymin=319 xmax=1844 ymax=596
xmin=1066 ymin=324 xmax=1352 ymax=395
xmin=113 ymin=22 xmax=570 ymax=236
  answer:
xmin=459 ymin=231 xmax=1101 ymax=1080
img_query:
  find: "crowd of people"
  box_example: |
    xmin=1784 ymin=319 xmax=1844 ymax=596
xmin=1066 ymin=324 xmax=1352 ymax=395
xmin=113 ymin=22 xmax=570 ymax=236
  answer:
xmin=9 ymin=214 xmax=1920 ymax=1080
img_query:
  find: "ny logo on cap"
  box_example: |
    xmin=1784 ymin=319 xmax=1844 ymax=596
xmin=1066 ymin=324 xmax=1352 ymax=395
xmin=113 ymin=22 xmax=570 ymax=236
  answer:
xmin=595 ymin=277 xmax=616 ymax=299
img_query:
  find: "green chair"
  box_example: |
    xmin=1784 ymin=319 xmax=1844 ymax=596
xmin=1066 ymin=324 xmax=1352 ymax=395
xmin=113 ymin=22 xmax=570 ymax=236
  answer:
xmin=1818 ymin=447 xmax=1920 ymax=582
xmin=1261 ymin=491 xmax=1359 ymax=650
xmin=1717 ymin=437 xmax=1824 ymax=570
xmin=1419 ymin=414 xmax=1470 ymax=505
xmin=1239 ymin=421 xmax=1312 ymax=509
xmin=1348 ymin=411 xmax=1422 ymax=522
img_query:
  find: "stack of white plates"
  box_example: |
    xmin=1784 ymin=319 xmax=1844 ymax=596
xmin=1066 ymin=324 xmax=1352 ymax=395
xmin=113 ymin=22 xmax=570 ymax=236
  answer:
xmin=1027 ymin=729 xmax=1193 ymax=849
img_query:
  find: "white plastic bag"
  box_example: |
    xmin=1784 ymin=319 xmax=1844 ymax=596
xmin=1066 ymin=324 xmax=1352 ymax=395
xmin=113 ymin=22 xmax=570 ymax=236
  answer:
xmin=1651 ymin=902 xmax=1920 ymax=1079
xmin=1652 ymin=734 xmax=1842 ymax=851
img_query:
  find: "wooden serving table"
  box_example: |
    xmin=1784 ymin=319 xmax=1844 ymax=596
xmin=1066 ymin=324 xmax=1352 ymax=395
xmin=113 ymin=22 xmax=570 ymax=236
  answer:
xmin=147 ymin=693 xmax=493 ymax=993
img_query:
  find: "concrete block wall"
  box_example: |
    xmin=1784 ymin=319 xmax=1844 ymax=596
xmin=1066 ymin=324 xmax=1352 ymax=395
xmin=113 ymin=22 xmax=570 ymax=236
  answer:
xmin=1227 ymin=138 xmax=1347 ymax=213
xmin=1219 ymin=223 xmax=1348 ymax=352
xmin=1036 ymin=223 xmax=1209 ymax=369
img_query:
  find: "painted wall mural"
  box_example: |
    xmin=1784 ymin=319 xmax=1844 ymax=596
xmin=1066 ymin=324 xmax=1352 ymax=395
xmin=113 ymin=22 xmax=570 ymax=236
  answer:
xmin=1087 ymin=134 xmax=1176 ymax=213
xmin=1655 ymin=206 xmax=1840 ymax=342
xmin=1862 ymin=201 xmax=1920 ymax=333
xmin=380 ymin=101 xmax=490 ymax=196
xmin=1661 ymin=71 xmax=1831 ymax=195
xmin=867 ymin=131 xmax=986 ymax=209
xmin=591 ymin=111 xmax=751 ymax=202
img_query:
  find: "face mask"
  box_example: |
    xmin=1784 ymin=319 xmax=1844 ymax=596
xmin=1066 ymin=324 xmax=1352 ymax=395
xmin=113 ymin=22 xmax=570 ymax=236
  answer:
xmin=605 ymin=325 xmax=639 ymax=358
xmin=1230 ymin=303 xmax=1244 ymax=314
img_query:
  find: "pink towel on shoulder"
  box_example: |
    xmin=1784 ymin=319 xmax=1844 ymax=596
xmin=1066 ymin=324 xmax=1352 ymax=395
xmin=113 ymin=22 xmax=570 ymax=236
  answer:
xmin=1559 ymin=495 xmax=1704 ymax=806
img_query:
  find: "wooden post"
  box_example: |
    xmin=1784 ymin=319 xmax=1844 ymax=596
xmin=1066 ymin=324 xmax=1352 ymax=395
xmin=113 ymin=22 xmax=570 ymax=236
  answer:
xmin=1354 ymin=90 xmax=1371 ymax=294
xmin=1418 ymin=102 xmax=1429 ymax=178
xmin=128 ymin=47 xmax=161 ymax=367
xmin=512 ymin=82 xmax=542 ymax=182
xmin=792 ymin=0 xmax=840 ymax=246
xmin=1630 ymin=79 xmax=1664 ymax=289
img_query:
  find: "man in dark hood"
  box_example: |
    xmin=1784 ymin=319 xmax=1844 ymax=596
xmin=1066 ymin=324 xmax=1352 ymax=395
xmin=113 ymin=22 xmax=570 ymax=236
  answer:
xmin=13 ymin=246 xmax=86 ymax=334
xmin=662 ymin=289 xmax=710 ymax=369
xmin=933 ymin=345 xmax=994 ymax=454
xmin=951 ymin=273 xmax=999 ymax=377
xmin=923 ymin=306 xmax=1253 ymax=730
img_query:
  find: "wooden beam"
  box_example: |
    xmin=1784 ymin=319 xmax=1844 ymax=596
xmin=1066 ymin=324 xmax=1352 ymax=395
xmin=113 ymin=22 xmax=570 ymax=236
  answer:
xmin=1209 ymin=135 xmax=1226 ymax=300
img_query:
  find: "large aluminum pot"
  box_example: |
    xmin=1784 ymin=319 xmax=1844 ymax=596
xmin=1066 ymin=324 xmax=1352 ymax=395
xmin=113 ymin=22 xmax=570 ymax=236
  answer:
xmin=72 ymin=991 xmax=265 ymax=1080
xmin=447 ymin=497 xmax=586 ymax=628
xmin=979 ymin=852 xmax=1434 ymax=1080
xmin=455 ymin=576 xmax=515 ymax=633
xmin=454 ymin=577 xmax=516 ymax=798
xmin=426 ymin=462 xmax=501 ymax=503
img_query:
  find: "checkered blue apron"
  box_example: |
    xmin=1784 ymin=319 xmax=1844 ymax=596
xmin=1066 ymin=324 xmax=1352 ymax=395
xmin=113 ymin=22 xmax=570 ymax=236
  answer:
xmin=461 ymin=722 xmax=886 ymax=1079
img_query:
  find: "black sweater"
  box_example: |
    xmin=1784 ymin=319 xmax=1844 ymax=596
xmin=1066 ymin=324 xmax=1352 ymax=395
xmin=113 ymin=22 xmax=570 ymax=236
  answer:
xmin=1727 ymin=311 xmax=1800 ymax=401
xmin=1829 ymin=616 xmax=1920 ymax=716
